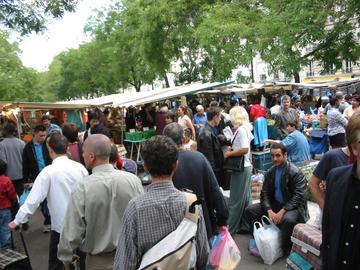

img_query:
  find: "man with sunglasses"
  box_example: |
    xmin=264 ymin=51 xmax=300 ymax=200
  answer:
xmin=245 ymin=143 xmax=309 ymax=253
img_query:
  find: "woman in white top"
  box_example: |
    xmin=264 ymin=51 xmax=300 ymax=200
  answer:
xmin=224 ymin=106 xmax=254 ymax=234
xmin=177 ymin=105 xmax=196 ymax=139
xmin=183 ymin=128 xmax=197 ymax=151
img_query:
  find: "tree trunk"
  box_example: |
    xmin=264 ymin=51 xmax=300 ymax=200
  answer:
xmin=164 ymin=74 xmax=170 ymax=88
xmin=294 ymin=72 xmax=300 ymax=83
xmin=135 ymin=83 xmax=141 ymax=92
xmin=250 ymin=58 xmax=255 ymax=83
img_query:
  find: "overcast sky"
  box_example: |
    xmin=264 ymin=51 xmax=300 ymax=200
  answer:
xmin=18 ymin=0 xmax=111 ymax=72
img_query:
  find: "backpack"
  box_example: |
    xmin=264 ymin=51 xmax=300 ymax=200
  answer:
xmin=137 ymin=191 xmax=201 ymax=270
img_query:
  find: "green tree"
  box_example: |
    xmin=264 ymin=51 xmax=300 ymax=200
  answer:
xmin=0 ymin=0 xmax=77 ymax=35
xmin=119 ymin=0 xmax=213 ymax=85
xmin=0 ymin=31 xmax=40 ymax=101
xmin=253 ymin=0 xmax=360 ymax=82
xmin=88 ymin=6 xmax=158 ymax=92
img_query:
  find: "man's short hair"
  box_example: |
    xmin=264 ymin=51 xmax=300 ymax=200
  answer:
xmin=230 ymin=100 xmax=238 ymax=107
xmin=0 ymin=159 xmax=7 ymax=175
xmin=85 ymin=134 xmax=111 ymax=160
xmin=270 ymin=143 xmax=287 ymax=155
xmin=281 ymin=95 xmax=291 ymax=104
xmin=184 ymin=128 xmax=192 ymax=137
xmin=90 ymin=124 xmax=112 ymax=139
xmin=335 ymin=91 xmax=344 ymax=100
xmin=109 ymin=144 xmax=119 ymax=164
xmin=330 ymin=97 xmax=339 ymax=106
xmin=163 ymin=123 xmax=184 ymax=146
xmin=287 ymin=122 xmax=297 ymax=128
xmin=34 ymin=125 xmax=46 ymax=134
xmin=2 ymin=122 xmax=16 ymax=137
xmin=346 ymin=111 xmax=360 ymax=151
xmin=47 ymin=133 xmax=68 ymax=155
xmin=141 ymin=135 xmax=178 ymax=177
xmin=206 ymin=106 xmax=221 ymax=121
xmin=352 ymin=94 xmax=360 ymax=103
xmin=209 ymin=101 xmax=219 ymax=107
xmin=165 ymin=112 xmax=175 ymax=122
xmin=62 ymin=123 xmax=79 ymax=143
xmin=41 ymin=115 xmax=51 ymax=121
xmin=88 ymin=111 xmax=100 ymax=121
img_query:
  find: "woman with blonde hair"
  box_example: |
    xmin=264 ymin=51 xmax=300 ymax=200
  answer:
xmin=225 ymin=106 xmax=254 ymax=234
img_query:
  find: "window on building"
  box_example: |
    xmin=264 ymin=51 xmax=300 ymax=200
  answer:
xmin=307 ymin=61 xmax=314 ymax=77
xmin=344 ymin=59 xmax=352 ymax=73
xmin=323 ymin=63 xmax=335 ymax=75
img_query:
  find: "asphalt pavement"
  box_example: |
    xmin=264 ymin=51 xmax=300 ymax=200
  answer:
xmin=12 ymin=209 xmax=292 ymax=270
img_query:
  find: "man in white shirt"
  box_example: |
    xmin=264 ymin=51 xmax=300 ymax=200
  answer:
xmin=8 ymin=133 xmax=88 ymax=270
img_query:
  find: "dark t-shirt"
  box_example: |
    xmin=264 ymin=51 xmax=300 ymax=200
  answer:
xmin=313 ymin=148 xmax=348 ymax=181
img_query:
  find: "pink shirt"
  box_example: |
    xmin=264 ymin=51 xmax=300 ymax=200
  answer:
xmin=68 ymin=142 xmax=81 ymax=163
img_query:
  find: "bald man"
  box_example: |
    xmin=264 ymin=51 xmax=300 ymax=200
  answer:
xmin=58 ymin=134 xmax=144 ymax=270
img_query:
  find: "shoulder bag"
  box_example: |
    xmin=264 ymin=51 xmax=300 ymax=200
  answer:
xmin=223 ymin=128 xmax=245 ymax=172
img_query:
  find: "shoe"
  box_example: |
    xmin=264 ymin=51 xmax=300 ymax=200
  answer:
xmin=42 ymin=224 xmax=51 ymax=233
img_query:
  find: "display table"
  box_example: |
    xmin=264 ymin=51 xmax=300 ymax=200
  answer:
xmin=124 ymin=139 xmax=147 ymax=162
xmin=309 ymin=129 xmax=328 ymax=155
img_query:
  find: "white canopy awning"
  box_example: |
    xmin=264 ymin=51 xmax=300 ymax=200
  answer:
xmin=113 ymin=81 xmax=233 ymax=107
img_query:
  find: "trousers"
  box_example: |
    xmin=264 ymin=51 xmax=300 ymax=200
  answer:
xmin=49 ymin=231 xmax=63 ymax=270
xmin=245 ymin=202 xmax=302 ymax=252
xmin=85 ymin=251 xmax=115 ymax=270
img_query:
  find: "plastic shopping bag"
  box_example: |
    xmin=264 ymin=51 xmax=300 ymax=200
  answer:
xmin=209 ymin=226 xmax=241 ymax=270
xmin=253 ymin=215 xmax=283 ymax=265
xmin=19 ymin=189 xmax=30 ymax=206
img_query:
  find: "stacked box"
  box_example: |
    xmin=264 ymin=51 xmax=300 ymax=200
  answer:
xmin=288 ymin=223 xmax=322 ymax=270
xmin=251 ymin=181 xmax=263 ymax=200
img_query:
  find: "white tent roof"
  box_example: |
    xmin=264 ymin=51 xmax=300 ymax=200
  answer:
xmin=113 ymin=81 xmax=233 ymax=107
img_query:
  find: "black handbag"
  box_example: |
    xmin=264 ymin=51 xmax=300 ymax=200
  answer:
xmin=223 ymin=130 xmax=245 ymax=172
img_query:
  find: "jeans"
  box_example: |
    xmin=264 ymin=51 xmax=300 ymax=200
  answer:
xmin=0 ymin=208 xmax=12 ymax=249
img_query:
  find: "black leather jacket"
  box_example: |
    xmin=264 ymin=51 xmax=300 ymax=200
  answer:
xmin=260 ymin=161 xmax=309 ymax=222
xmin=22 ymin=140 xmax=51 ymax=182
xmin=197 ymin=123 xmax=224 ymax=172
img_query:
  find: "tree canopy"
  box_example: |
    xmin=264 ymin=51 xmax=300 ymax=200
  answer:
xmin=4 ymin=0 xmax=360 ymax=101
xmin=0 ymin=31 xmax=40 ymax=101
xmin=0 ymin=0 xmax=78 ymax=35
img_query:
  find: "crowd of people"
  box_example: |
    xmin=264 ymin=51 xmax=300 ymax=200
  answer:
xmin=0 ymin=90 xmax=359 ymax=269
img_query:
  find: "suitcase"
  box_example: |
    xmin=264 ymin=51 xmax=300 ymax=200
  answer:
xmin=0 ymin=228 xmax=32 ymax=270
xmin=289 ymin=224 xmax=322 ymax=270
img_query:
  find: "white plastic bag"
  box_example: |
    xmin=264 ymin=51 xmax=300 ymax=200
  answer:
xmin=253 ymin=215 xmax=283 ymax=265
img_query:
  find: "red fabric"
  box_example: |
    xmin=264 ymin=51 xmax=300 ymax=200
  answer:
xmin=116 ymin=157 xmax=123 ymax=170
xmin=68 ymin=142 xmax=82 ymax=164
xmin=349 ymin=152 xmax=355 ymax=164
xmin=0 ymin=175 xmax=17 ymax=209
xmin=250 ymin=104 xmax=267 ymax=122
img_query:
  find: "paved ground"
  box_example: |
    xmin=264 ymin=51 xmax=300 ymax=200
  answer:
xmin=12 ymin=202 xmax=320 ymax=270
